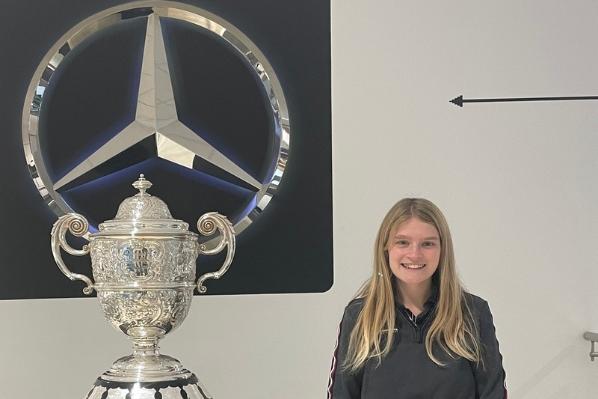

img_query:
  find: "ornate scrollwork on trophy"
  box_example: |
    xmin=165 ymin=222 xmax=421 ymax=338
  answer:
xmin=51 ymin=213 xmax=95 ymax=295
xmin=196 ymin=212 xmax=236 ymax=294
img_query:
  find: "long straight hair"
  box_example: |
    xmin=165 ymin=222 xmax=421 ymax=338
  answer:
xmin=344 ymin=198 xmax=481 ymax=371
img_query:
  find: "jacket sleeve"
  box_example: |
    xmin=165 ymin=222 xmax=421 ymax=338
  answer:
xmin=327 ymin=303 xmax=364 ymax=399
xmin=473 ymin=300 xmax=507 ymax=399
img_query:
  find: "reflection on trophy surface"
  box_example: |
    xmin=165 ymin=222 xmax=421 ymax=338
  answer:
xmin=50 ymin=175 xmax=236 ymax=399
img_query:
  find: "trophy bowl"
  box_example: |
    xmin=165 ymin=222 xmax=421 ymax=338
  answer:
xmin=50 ymin=175 xmax=235 ymax=399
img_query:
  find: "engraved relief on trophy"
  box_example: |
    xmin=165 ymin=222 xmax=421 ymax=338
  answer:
xmin=124 ymin=245 xmax=152 ymax=279
xmin=98 ymin=290 xmax=192 ymax=336
xmin=119 ymin=241 xmax=163 ymax=281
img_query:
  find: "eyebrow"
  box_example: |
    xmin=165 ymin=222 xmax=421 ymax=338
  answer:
xmin=394 ymin=235 xmax=440 ymax=241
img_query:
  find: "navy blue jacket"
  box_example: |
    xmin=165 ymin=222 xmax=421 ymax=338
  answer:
xmin=327 ymin=292 xmax=507 ymax=399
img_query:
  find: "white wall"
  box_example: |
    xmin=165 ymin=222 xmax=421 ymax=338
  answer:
xmin=1 ymin=0 xmax=598 ymax=397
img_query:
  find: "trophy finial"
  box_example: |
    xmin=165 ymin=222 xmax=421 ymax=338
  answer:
xmin=132 ymin=174 xmax=152 ymax=195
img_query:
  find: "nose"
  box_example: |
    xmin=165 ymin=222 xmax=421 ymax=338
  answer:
xmin=407 ymin=243 xmax=423 ymax=258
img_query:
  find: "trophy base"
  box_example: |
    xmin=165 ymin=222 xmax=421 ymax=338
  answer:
xmin=84 ymin=352 xmax=212 ymax=399
xmin=104 ymin=353 xmax=188 ymax=380
xmin=84 ymin=372 xmax=212 ymax=399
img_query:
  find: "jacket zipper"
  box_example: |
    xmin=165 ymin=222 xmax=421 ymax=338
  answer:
xmin=399 ymin=308 xmax=433 ymax=344
xmin=398 ymin=309 xmax=418 ymax=341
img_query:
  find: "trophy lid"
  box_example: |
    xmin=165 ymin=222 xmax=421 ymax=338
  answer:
xmin=94 ymin=174 xmax=195 ymax=236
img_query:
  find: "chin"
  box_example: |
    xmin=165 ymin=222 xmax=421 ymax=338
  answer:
xmin=392 ymin=272 xmax=435 ymax=286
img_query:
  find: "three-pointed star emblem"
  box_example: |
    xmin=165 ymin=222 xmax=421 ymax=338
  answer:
xmin=53 ymin=14 xmax=261 ymax=191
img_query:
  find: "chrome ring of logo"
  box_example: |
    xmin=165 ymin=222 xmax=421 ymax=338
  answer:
xmin=22 ymin=1 xmax=289 ymax=237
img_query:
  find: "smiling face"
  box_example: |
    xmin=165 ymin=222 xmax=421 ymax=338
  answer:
xmin=387 ymin=217 xmax=441 ymax=288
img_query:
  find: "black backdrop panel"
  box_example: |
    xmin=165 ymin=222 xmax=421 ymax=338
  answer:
xmin=0 ymin=0 xmax=331 ymax=299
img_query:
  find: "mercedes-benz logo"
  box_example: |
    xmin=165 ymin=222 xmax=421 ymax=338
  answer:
xmin=22 ymin=1 xmax=289 ymax=236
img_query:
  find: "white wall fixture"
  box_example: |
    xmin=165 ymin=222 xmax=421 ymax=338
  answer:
xmin=583 ymin=332 xmax=598 ymax=361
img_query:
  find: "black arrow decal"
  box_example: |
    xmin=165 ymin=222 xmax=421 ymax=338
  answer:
xmin=450 ymin=94 xmax=598 ymax=107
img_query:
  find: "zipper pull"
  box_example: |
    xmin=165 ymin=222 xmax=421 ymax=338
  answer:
xmin=408 ymin=312 xmax=418 ymax=327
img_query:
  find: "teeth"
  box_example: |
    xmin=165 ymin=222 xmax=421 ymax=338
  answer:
xmin=401 ymin=263 xmax=425 ymax=269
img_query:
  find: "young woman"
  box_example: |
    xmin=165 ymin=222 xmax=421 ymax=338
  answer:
xmin=327 ymin=198 xmax=506 ymax=399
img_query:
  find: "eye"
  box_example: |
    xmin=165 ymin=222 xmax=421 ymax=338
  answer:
xmin=422 ymin=241 xmax=436 ymax=247
xmin=395 ymin=240 xmax=409 ymax=246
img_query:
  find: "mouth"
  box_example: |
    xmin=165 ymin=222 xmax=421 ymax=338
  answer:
xmin=401 ymin=263 xmax=426 ymax=270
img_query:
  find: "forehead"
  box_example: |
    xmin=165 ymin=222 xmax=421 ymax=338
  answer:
xmin=391 ymin=217 xmax=439 ymax=238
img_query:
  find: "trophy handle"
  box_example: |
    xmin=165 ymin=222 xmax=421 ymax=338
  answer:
xmin=50 ymin=213 xmax=95 ymax=295
xmin=195 ymin=212 xmax=236 ymax=294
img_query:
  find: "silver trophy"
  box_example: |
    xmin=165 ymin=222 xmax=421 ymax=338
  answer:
xmin=50 ymin=175 xmax=235 ymax=399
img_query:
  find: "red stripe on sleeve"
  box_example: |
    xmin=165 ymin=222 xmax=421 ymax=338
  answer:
xmin=326 ymin=322 xmax=342 ymax=399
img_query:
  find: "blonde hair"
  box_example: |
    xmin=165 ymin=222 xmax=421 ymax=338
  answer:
xmin=344 ymin=198 xmax=481 ymax=371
